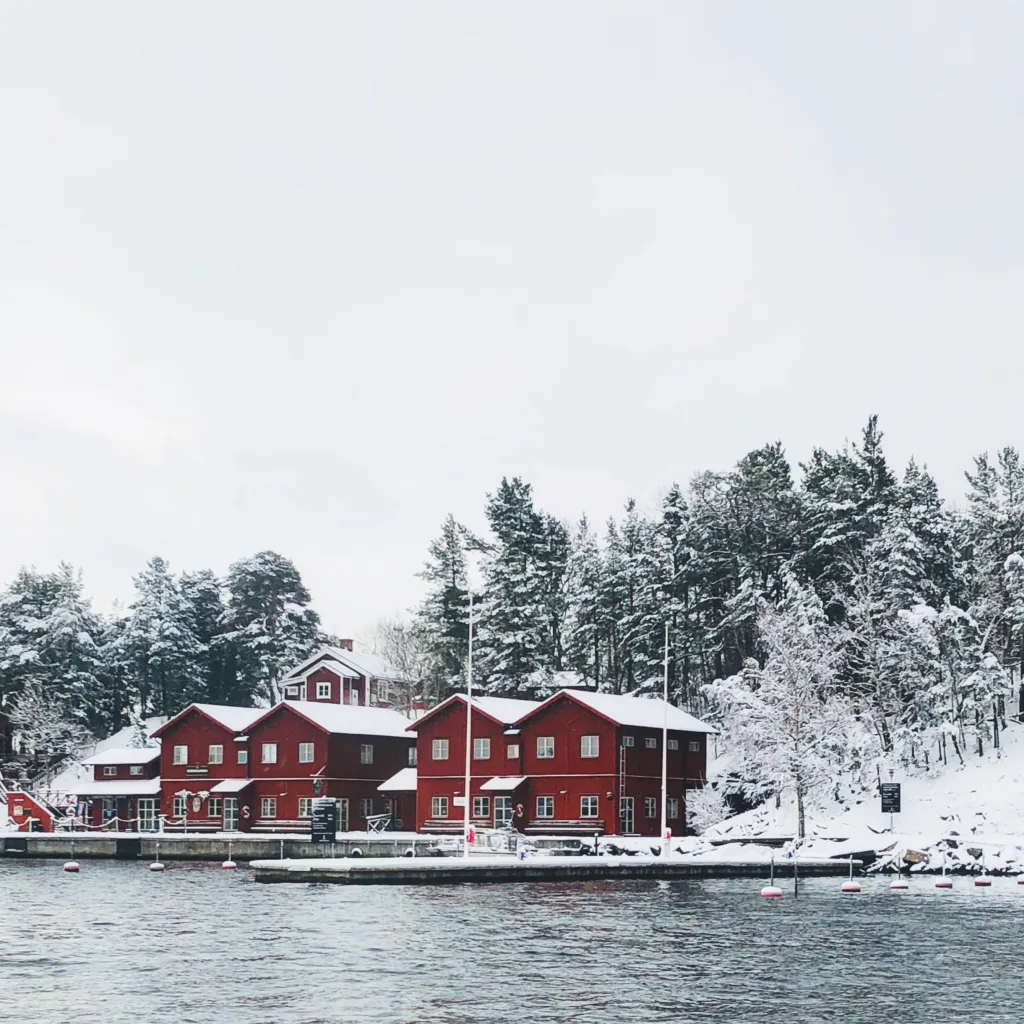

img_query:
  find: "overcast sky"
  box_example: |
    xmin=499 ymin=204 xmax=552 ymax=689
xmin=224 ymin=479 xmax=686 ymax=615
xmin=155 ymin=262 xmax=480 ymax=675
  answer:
xmin=2 ymin=2 xmax=1023 ymax=637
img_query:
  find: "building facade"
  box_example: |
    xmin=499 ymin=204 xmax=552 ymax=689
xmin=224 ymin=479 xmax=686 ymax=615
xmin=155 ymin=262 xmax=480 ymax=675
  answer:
xmin=75 ymin=747 xmax=162 ymax=830
xmin=279 ymin=643 xmax=412 ymax=709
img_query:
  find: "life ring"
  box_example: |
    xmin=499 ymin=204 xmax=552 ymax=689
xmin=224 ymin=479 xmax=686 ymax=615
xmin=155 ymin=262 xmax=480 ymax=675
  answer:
xmin=191 ymin=797 xmax=202 ymax=812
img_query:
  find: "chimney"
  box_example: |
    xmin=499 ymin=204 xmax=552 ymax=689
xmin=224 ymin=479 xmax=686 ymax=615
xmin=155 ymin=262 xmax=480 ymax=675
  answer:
xmin=337 ymin=639 xmax=354 ymax=652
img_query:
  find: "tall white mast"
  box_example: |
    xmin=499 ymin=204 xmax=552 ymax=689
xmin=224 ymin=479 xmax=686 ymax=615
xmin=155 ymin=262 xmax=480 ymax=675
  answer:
xmin=660 ymin=620 xmax=670 ymax=858
xmin=462 ymin=589 xmax=474 ymax=858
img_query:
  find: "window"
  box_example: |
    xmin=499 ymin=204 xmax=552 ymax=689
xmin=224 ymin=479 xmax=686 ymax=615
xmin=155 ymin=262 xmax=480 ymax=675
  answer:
xmin=103 ymin=766 xmax=117 ymax=777
xmin=494 ymin=796 xmax=513 ymax=826
xmin=298 ymin=742 xmax=315 ymax=764
xmin=408 ymin=746 xmax=418 ymax=766
xmin=473 ymin=737 xmax=490 ymax=760
xmin=298 ymin=798 xmax=314 ymax=818
xmin=360 ymin=744 xmax=374 ymax=765
xmin=284 ymin=686 xmax=300 ymax=698
xmin=645 ymin=797 xmax=657 ymax=819
xmin=237 ymin=749 xmax=248 ymax=765
xmin=316 ymin=681 xmax=331 ymax=699
xmin=360 ymin=798 xmax=373 ymax=818
xmin=472 ymin=796 xmax=490 ymax=818
xmin=432 ymin=738 xmax=449 ymax=761
xmin=645 ymin=737 xmax=657 ymax=749
xmin=580 ymin=795 xmax=599 ymax=818
xmin=209 ymin=744 xmax=224 ymax=764
xmin=689 ymin=740 xmax=701 ymax=753
xmin=667 ymin=738 xmax=679 ymax=751
xmin=536 ymin=796 xmax=555 ymax=818
xmin=173 ymin=745 xmax=188 ymax=765
xmin=431 ymin=796 xmax=449 ymax=818
xmin=536 ymin=736 xmax=554 ymax=759
xmin=621 ymin=735 xmax=634 ymax=748
xmin=580 ymin=735 xmax=599 ymax=758
xmin=208 ymin=798 xmax=222 ymax=817
xmin=506 ymin=743 xmax=519 ymax=759
xmin=262 ymin=743 xmax=278 ymax=764
xmin=129 ymin=765 xmax=143 ymax=776
xmin=261 ymin=797 xmax=277 ymax=818
xmin=667 ymin=798 xmax=679 ymax=820
xmin=347 ymin=687 xmax=359 ymax=706
xmin=172 ymin=796 xmax=186 ymax=818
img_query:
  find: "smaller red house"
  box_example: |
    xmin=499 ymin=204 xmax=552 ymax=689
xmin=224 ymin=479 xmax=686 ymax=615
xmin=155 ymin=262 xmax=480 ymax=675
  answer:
xmin=4 ymin=789 xmax=58 ymax=832
xmin=280 ymin=643 xmax=413 ymax=709
xmin=74 ymin=748 xmax=162 ymax=831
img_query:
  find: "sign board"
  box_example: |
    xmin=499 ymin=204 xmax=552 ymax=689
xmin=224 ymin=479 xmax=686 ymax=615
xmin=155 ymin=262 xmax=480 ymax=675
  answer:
xmin=880 ymin=782 xmax=901 ymax=814
xmin=452 ymin=796 xmax=466 ymax=808
xmin=311 ymin=799 xmax=338 ymax=844
xmin=185 ymin=766 xmax=209 ymax=776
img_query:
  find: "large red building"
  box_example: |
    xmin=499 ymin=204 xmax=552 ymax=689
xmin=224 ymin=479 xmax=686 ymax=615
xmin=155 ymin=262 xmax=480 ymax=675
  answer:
xmin=409 ymin=690 xmax=713 ymax=837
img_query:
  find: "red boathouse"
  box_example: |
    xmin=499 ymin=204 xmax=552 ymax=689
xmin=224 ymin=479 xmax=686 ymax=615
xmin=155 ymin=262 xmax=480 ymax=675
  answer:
xmin=75 ymin=747 xmax=162 ymax=830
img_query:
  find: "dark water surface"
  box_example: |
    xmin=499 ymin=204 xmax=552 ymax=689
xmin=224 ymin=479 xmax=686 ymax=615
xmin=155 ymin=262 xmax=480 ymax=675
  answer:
xmin=1 ymin=859 xmax=1021 ymax=1023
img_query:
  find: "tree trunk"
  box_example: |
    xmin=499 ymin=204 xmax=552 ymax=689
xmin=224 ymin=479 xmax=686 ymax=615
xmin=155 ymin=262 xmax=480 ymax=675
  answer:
xmin=796 ymin=783 xmax=806 ymax=840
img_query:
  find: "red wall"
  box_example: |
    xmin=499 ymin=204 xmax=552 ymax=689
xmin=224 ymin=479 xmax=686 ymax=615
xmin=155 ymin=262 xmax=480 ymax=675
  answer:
xmin=91 ymin=760 xmax=160 ymax=782
xmin=283 ymin=665 xmax=366 ymax=706
xmin=6 ymin=792 xmax=55 ymax=832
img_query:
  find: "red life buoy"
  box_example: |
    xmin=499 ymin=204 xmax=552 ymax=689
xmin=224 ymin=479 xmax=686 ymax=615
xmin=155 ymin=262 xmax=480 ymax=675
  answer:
xmin=466 ymin=826 xmax=476 ymax=845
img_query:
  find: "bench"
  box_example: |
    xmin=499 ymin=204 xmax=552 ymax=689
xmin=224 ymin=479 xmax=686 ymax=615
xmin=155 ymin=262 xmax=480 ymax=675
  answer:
xmin=524 ymin=819 xmax=607 ymax=835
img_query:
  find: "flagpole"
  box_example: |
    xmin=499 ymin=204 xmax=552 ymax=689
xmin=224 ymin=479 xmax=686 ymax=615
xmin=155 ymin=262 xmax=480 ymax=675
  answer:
xmin=463 ymin=589 xmax=474 ymax=858
xmin=660 ymin=620 xmax=670 ymax=858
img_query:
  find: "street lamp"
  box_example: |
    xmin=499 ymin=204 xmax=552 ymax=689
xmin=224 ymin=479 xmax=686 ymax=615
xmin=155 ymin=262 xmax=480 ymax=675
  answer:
xmin=462 ymin=588 xmax=474 ymax=859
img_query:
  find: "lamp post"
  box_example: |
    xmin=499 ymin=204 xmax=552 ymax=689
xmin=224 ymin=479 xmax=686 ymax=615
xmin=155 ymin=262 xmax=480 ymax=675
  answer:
xmin=462 ymin=589 xmax=474 ymax=859
xmin=660 ymin=621 xmax=670 ymax=858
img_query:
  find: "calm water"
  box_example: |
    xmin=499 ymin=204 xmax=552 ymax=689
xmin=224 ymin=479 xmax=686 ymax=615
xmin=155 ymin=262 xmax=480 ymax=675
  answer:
xmin=1 ymin=860 xmax=1022 ymax=1024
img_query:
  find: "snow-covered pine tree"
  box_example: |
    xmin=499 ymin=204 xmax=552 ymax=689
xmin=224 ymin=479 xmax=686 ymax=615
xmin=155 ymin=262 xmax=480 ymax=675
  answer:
xmin=180 ymin=569 xmax=241 ymax=704
xmin=221 ymin=551 xmax=321 ymax=706
xmin=563 ymin=515 xmax=604 ymax=688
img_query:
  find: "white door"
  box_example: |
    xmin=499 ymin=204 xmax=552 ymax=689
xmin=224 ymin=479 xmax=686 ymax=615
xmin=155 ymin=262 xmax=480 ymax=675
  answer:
xmin=619 ymin=796 xmax=634 ymax=835
xmin=223 ymin=797 xmax=239 ymax=831
xmin=494 ymin=796 xmax=513 ymax=828
xmin=336 ymin=798 xmax=349 ymax=832
xmin=137 ymin=799 xmax=157 ymax=832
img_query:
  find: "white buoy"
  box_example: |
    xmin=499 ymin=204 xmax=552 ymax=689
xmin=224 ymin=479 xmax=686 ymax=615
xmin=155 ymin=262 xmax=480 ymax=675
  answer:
xmin=975 ymin=850 xmax=991 ymax=887
xmin=150 ymin=842 xmax=165 ymax=872
xmin=889 ymin=868 xmax=909 ymax=891
xmin=935 ymin=850 xmax=952 ymax=889
xmin=761 ymin=851 xmax=783 ymax=899
xmin=222 ymin=841 xmax=237 ymax=870
xmin=63 ymin=841 xmax=80 ymax=873
xmin=841 ymin=855 xmax=862 ymax=893
xmin=1017 ymin=875 xmax=1024 ymax=886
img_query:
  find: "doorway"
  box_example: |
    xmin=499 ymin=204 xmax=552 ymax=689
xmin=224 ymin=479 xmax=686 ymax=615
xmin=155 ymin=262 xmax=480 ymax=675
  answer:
xmin=619 ymin=796 xmax=634 ymax=835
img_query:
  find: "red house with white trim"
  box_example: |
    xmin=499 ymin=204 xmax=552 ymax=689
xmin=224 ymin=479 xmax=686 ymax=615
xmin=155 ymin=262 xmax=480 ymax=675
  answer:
xmin=279 ymin=643 xmax=413 ymax=709
xmin=244 ymin=701 xmax=416 ymax=832
xmin=75 ymin=747 xmax=162 ymax=830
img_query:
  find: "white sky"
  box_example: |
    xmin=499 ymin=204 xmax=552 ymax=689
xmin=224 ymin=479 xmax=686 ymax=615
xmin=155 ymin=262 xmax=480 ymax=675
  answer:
xmin=2 ymin=2 xmax=1023 ymax=636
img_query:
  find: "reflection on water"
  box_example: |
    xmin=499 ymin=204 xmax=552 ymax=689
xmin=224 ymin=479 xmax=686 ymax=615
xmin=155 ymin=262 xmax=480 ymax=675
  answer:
xmin=1 ymin=859 xmax=1022 ymax=1024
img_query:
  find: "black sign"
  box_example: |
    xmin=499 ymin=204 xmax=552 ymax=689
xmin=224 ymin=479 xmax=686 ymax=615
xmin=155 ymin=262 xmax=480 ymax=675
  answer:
xmin=311 ymin=799 xmax=337 ymax=844
xmin=880 ymin=782 xmax=901 ymax=814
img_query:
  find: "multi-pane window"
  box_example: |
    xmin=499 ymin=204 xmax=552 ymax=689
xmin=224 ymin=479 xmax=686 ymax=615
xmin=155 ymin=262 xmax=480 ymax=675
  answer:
xmin=208 ymin=798 xmax=222 ymax=817
xmin=237 ymin=749 xmax=248 ymax=764
xmin=472 ymin=796 xmax=490 ymax=818
xmin=507 ymin=743 xmax=519 ymax=759
xmin=689 ymin=740 xmax=701 ymax=753
xmin=431 ymin=796 xmax=449 ymax=818
xmin=667 ymin=738 xmax=679 ymax=751
xmin=645 ymin=797 xmax=657 ymax=819
xmin=667 ymin=798 xmax=679 ymax=820
xmin=432 ymin=739 xmax=449 ymax=761
xmin=129 ymin=765 xmax=143 ymax=776
xmin=209 ymin=744 xmax=224 ymax=764
xmin=536 ymin=796 xmax=555 ymax=818
xmin=494 ymin=796 xmax=513 ymax=826
xmin=360 ymin=744 xmax=374 ymax=764
xmin=360 ymin=798 xmax=373 ymax=818
xmin=621 ymin=735 xmax=634 ymax=748
xmin=173 ymin=745 xmax=188 ymax=765
xmin=262 ymin=743 xmax=278 ymax=764
xmin=645 ymin=737 xmax=657 ymax=749
xmin=580 ymin=795 xmax=599 ymax=818
xmin=298 ymin=798 xmax=314 ymax=818
xmin=103 ymin=766 xmax=117 ymax=776
xmin=261 ymin=797 xmax=277 ymax=818
xmin=172 ymin=796 xmax=187 ymax=818
xmin=536 ymin=736 xmax=554 ymax=759
xmin=473 ymin=737 xmax=490 ymax=760
xmin=298 ymin=742 xmax=315 ymax=764
xmin=408 ymin=746 xmax=418 ymax=766
xmin=316 ymin=681 xmax=331 ymax=699
xmin=580 ymin=735 xmax=599 ymax=758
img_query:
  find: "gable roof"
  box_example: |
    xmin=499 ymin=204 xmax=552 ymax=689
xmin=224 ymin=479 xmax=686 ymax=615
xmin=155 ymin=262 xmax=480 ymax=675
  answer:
xmin=150 ymin=703 xmax=266 ymax=739
xmin=519 ymin=690 xmax=716 ymax=734
xmin=405 ymin=693 xmax=541 ymax=732
xmin=81 ymin=747 xmax=161 ymax=766
xmin=282 ymin=645 xmax=413 ymax=685
xmin=248 ymin=700 xmax=413 ymax=738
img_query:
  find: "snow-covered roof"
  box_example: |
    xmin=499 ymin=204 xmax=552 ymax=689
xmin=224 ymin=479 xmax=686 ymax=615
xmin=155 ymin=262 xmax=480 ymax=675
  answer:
xmin=527 ymin=691 xmax=716 ymax=734
xmin=81 ymin=747 xmax=160 ymax=766
xmin=210 ymin=778 xmax=254 ymax=794
xmin=480 ymin=776 xmax=527 ymax=792
xmin=407 ymin=693 xmax=541 ymax=731
xmin=152 ymin=703 xmax=266 ymax=738
xmin=283 ymin=645 xmax=414 ymax=684
xmin=72 ymin=779 xmax=162 ymax=797
xmin=277 ymin=700 xmax=413 ymax=738
xmin=284 ymin=657 xmax=359 ymax=682
xmin=378 ymin=767 xmax=417 ymax=792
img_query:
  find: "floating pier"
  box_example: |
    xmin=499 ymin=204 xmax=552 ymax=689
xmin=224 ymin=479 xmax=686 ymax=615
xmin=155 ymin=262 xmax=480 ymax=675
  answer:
xmin=250 ymin=854 xmax=861 ymax=885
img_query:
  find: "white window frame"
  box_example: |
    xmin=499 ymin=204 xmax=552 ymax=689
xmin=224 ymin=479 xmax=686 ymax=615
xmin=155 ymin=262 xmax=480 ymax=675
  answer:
xmin=208 ymin=797 xmax=222 ymax=817
xmin=645 ymin=796 xmax=657 ymax=819
xmin=208 ymin=744 xmax=224 ymax=764
xmin=359 ymin=798 xmax=373 ymax=818
xmin=621 ymin=735 xmax=634 ymax=748
xmin=173 ymin=745 xmax=188 ymax=765
xmin=689 ymin=740 xmax=701 ymax=752
xmin=172 ymin=796 xmax=187 ymax=818
xmin=472 ymin=796 xmax=490 ymax=818
xmin=284 ymin=685 xmax=300 ymax=699
xmin=408 ymin=746 xmax=418 ymax=766
xmin=473 ymin=737 xmax=490 ymax=760
xmin=262 ymin=743 xmax=278 ymax=764
xmin=432 ymin=738 xmax=449 ymax=761
xmin=536 ymin=796 xmax=555 ymax=818
xmin=298 ymin=797 xmax=314 ymax=818
xmin=103 ymin=766 xmax=117 ymax=777
xmin=667 ymin=797 xmax=679 ymax=820
xmin=129 ymin=765 xmax=143 ymax=776
xmin=506 ymin=743 xmax=519 ymax=759
xmin=580 ymin=795 xmax=599 ymax=818
xmin=360 ymin=744 xmax=374 ymax=765
xmin=298 ymin=742 xmax=315 ymax=764
xmin=645 ymin=737 xmax=657 ymax=749
xmin=431 ymin=796 xmax=449 ymax=818
xmin=237 ymin=749 xmax=248 ymax=764
xmin=316 ymin=681 xmax=331 ymax=700
xmin=580 ymin=735 xmax=599 ymax=758
xmin=261 ymin=797 xmax=277 ymax=818
xmin=667 ymin=738 xmax=679 ymax=751
xmin=536 ymin=736 xmax=554 ymax=760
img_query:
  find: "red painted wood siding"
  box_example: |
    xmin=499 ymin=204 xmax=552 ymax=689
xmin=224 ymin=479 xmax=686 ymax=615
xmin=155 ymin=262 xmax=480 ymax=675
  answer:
xmin=5 ymin=792 xmax=55 ymax=832
xmin=91 ymin=761 xmax=160 ymax=782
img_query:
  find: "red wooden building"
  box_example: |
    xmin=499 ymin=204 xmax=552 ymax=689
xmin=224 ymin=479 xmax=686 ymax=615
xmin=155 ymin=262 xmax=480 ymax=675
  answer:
xmin=151 ymin=704 xmax=265 ymax=831
xmin=280 ymin=643 xmax=412 ymax=709
xmin=75 ymin=747 xmax=162 ymax=830
xmin=407 ymin=695 xmax=540 ymax=834
xmin=4 ymin=789 xmax=59 ymax=832
xmin=243 ymin=701 xmax=416 ymax=832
